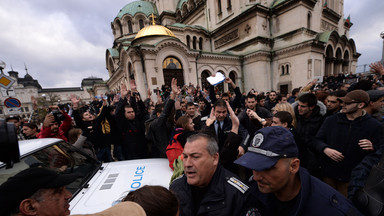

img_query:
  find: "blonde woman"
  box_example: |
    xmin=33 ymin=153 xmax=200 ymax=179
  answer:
xmin=272 ymin=102 xmax=296 ymax=128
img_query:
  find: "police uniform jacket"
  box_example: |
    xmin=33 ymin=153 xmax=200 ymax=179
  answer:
xmin=170 ymin=164 xmax=252 ymax=216
xmin=250 ymin=167 xmax=362 ymax=216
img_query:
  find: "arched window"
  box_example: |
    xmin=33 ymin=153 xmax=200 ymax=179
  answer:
xmin=307 ymin=12 xmax=311 ymax=29
xmin=186 ymin=35 xmax=191 ymax=49
xmin=286 ymin=65 xmax=289 ymax=74
xmin=281 ymin=65 xmax=285 ymax=75
xmin=218 ymin=0 xmax=222 ymax=15
xmin=229 ymin=71 xmax=236 ymax=92
xmin=325 ymin=45 xmax=334 ymax=76
xmin=117 ymin=20 xmax=123 ymax=36
xmin=163 ymin=57 xmax=182 ymax=69
xmin=108 ymin=58 xmax=114 ymax=75
xmin=128 ymin=20 xmax=133 ymax=33
xmin=199 ymin=37 xmax=203 ymax=50
xmin=227 ymin=0 xmax=232 ymax=9
xmin=128 ymin=62 xmax=134 ymax=80
xmin=163 ymin=57 xmax=184 ymax=87
xmin=193 ymin=36 xmax=197 ymax=49
xmin=201 ymin=70 xmax=211 ymax=89
xmin=139 ymin=19 xmax=144 ymax=29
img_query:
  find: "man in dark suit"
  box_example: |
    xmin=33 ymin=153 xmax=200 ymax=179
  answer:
xmin=202 ymin=99 xmax=232 ymax=151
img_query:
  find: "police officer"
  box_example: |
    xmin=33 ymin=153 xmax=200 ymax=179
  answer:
xmin=235 ymin=126 xmax=363 ymax=216
xmin=170 ymin=133 xmax=253 ymax=216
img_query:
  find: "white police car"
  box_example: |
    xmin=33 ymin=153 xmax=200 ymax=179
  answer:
xmin=0 ymin=137 xmax=173 ymax=214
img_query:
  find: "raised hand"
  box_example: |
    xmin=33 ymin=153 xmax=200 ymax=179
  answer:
xmin=171 ymin=78 xmax=178 ymax=93
xmin=170 ymin=78 xmax=178 ymax=100
xmin=147 ymin=88 xmax=152 ymax=98
xmin=130 ymin=79 xmax=137 ymax=92
xmin=43 ymin=113 xmax=55 ymax=128
xmin=31 ymin=96 xmax=38 ymax=109
xmin=246 ymin=108 xmax=259 ymax=120
xmin=70 ymin=94 xmax=80 ymax=109
xmin=206 ymin=108 xmax=216 ymax=127
xmin=121 ymin=83 xmax=129 ymax=98
xmin=224 ymin=77 xmax=232 ymax=84
xmin=370 ymin=62 xmax=384 ymax=75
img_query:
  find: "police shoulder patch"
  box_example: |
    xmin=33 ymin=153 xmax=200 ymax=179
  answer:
xmin=227 ymin=177 xmax=249 ymax=194
xmin=246 ymin=208 xmax=262 ymax=216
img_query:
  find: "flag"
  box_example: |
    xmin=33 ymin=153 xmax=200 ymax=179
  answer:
xmin=323 ymin=0 xmax=327 ymax=8
xmin=346 ymin=15 xmax=351 ymax=26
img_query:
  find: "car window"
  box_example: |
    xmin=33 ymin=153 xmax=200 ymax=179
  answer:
xmin=0 ymin=140 xmax=101 ymax=196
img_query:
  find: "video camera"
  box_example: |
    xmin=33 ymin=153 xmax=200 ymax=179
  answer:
xmin=0 ymin=119 xmax=20 ymax=168
xmin=49 ymin=108 xmax=66 ymax=123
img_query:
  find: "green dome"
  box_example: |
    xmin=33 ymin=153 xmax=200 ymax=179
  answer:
xmin=116 ymin=1 xmax=158 ymax=18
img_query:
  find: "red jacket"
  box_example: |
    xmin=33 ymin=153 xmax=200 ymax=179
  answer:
xmin=38 ymin=112 xmax=72 ymax=141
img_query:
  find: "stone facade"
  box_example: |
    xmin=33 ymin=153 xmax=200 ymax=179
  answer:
xmin=106 ymin=0 xmax=358 ymax=97
xmin=0 ymin=71 xmax=107 ymax=119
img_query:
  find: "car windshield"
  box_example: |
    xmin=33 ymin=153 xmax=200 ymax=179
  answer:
xmin=0 ymin=140 xmax=101 ymax=197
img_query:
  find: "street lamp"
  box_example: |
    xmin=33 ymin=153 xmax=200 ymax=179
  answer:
xmin=381 ymin=31 xmax=384 ymax=65
xmin=0 ymin=60 xmax=6 ymax=74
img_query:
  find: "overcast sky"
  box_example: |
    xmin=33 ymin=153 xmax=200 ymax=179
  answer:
xmin=0 ymin=0 xmax=383 ymax=88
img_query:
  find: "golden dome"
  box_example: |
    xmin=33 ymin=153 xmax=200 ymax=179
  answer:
xmin=134 ymin=24 xmax=176 ymax=40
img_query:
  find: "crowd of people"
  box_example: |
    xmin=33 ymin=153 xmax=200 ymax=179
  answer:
xmin=2 ymin=61 xmax=384 ymax=215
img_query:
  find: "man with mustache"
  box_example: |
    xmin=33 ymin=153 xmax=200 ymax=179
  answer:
xmin=0 ymin=167 xmax=78 ymax=216
xmin=170 ymin=133 xmax=253 ymax=216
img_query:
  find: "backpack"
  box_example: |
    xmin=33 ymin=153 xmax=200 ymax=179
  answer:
xmin=144 ymin=117 xmax=155 ymax=140
xmin=166 ymin=128 xmax=184 ymax=170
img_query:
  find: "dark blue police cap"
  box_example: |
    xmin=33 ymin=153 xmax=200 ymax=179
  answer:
xmin=235 ymin=126 xmax=298 ymax=171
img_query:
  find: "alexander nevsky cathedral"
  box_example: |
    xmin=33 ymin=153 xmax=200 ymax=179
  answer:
xmin=106 ymin=0 xmax=358 ymax=96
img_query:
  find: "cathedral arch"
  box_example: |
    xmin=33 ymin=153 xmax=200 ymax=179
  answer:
xmin=128 ymin=20 xmax=133 ymax=33
xmin=325 ymin=45 xmax=334 ymax=76
xmin=201 ymin=70 xmax=212 ymax=88
xmin=108 ymin=58 xmax=114 ymax=75
xmin=186 ymin=35 xmax=191 ymax=49
xmin=139 ymin=19 xmax=145 ymax=30
xmin=117 ymin=20 xmax=123 ymax=36
xmin=128 ymin=62 xmax=135 ymax=80
xmin=155 ymin=40 xmax=191 ymax=88
xmin=163 ymin=56 xmax=184 ymax=87
xmin=182 ymin=3 xmax=189 ymax=16
xmin=343 ymin=50 xmax=350 ymax=73
xmin=334 ymin=48 xmax=342 ymax=75
xmin=228 ymin=71 xmax=237 ymax=92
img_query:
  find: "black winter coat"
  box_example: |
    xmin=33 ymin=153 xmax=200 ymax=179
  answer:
xmin=115 ymin=97 xmax=147 ymax=160
xmin=170 ymin=165 xmax=254 ymax=216
xmin=294 ymin=105 xmax=324 ymax=174
xmin=148 ymin=98 xmax=175 ymax=158
xmin=314 ymin=113 xmax=383 ymax=181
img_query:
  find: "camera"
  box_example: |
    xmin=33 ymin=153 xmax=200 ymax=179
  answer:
xmin=50 ymin=109 xmax=65 ymax=123
xmin=58 ymin=103 xmax=66 ymax=110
